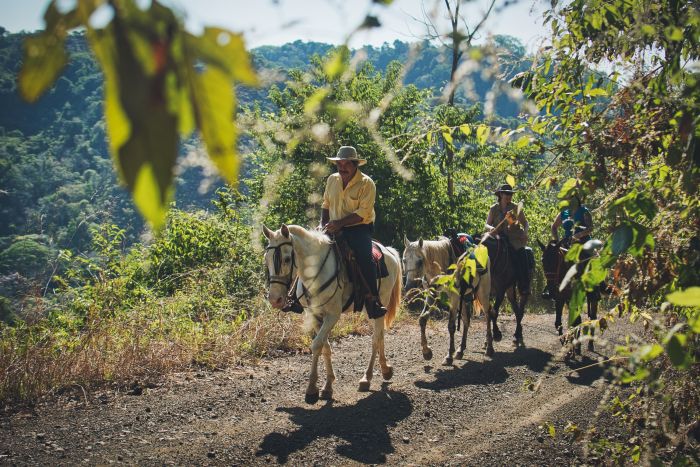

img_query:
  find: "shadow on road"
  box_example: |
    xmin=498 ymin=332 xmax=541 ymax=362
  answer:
xmin=414 ymin=346 xmax=554 ymax=391
xmin=563 ymin=355 xmax=613 ymax=386
xmin=256 ymin=387 xmax=411 ymax=464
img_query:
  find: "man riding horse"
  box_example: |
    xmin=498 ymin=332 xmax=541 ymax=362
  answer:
xmin=320 ymin=145 xmax=386 ymax=319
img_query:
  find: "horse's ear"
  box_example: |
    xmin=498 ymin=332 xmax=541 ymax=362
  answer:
xmin=404 ymin=235 xmax=410 ymax=248
xmin=418 ymin=238 xmax=424 ymax=248
xmin=262 ymin=225 xmax=273 ymax=239
xmin=281 ymin=224 xmax=290 ymax=238
xmin=537 ymin=239 xmax=545 ymax=251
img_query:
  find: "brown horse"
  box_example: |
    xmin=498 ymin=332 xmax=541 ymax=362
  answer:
xmin=478 ymin=234 xmax=533 ymax=346
xmin=538 ymin=239 xmax=599 ymax=354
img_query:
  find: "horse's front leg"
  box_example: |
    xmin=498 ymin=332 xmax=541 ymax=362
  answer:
xmin=359 ymin=316 xmax=387 ymax=391
xmin=320 ymin=340 xmax=335 ymax=400
xmin=455 ymin=300 xmax=471 ymax=360
xmin=586 ymin=294 xmax=598 ymax=352
xmin=554 ymin=293 xmax=564 ymax=336
xmin=507 ymin=287 xmax=525 ymax=346
xmin=443 ymin=297 xmax=457 ymax=365
xmin=376 ymin=317 xmax=393 ymax=382
xmin=491 ymin=290 xmax=505 ymax=342
xmin=418 ymin=298 xmax=434 ymax=360
xmin=306 ymin=312 xmax=339 ymax=403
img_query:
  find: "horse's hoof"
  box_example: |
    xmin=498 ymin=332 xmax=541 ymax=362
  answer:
xmin=493 ymin=328 xmax=503 ymax=342
xmin=455 ymin=351 xmax=464 ymax=360
xmin=512 ymin=337 xmax=524 ymax=347
xmin=587 ymin=341 xmax=594 ymax=352
xmin=320 ymin=389 xmax=333 ymax=401
xmin=305 ymin=391 xmax=319 ymax=404
xmin=358 ymin=381 xmax=370 ymax=392
xmin=442 ymin=356 xmax=453 ymax=366
xmin=382 ymin=365 xmax=394 ymax=381
xmin=557 ymin=326 xmax=563 ymax=336
xmin=422 ymin=348 xmax=433 ymax=361
xmin=575 ymin=344 xmax=582 ymax=356
xmin=486 ymin=346 xmax=494 ymax=357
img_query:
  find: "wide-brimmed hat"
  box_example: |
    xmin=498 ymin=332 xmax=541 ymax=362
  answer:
xmin=326 ymin=146 xmax=366 ymax=166
xmin=494 ymin=184 xmax=516 ymax=195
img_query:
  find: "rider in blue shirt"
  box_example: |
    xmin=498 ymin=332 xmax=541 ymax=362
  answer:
xmin=551 ymin=195 xmax=593 ymax=247
xmin=542 ymin=195 xmax=593 ymax=299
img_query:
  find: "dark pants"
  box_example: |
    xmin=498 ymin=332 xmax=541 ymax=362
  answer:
xmin=343 ymin=223 xmax=379 ymax=298
xmin=513 ymin=246 xmax=531 ymax=295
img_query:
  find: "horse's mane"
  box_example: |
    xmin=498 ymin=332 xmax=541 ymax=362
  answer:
xmin=409 ymin=236 xmax=452 ymax=274
xmin=287 ymin=225 xmax=333 ymax=250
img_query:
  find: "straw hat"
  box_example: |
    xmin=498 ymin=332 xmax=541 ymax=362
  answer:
xmin=326 ymin=146 xmax=366 ymax=166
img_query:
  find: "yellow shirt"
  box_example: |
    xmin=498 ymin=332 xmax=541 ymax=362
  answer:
xmin=322 ymin=170 xmax=376 ymax=225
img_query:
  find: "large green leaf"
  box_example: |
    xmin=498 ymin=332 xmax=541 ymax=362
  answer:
xmin=611 ymin=224 xmax=633 ymax=256
xmin=193 ymin=68 xmax=239 ymax=185
xmin=568 ymin=282 xmax=585 ymax=326
xmin=19 ymin=34 xmax=68 ymax=102
xmin=666 ymin=287 xmax=700 ymax=307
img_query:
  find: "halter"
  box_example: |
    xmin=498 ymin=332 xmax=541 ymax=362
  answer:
xmin=265 ymin=241 xmax=295 ymax=288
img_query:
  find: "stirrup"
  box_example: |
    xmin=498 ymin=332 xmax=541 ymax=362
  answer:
xmin=367 ymin=298 xmax=387 ymax=319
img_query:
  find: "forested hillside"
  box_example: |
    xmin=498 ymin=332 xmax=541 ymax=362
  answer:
xmin=0 ymin=27 xmax=527 ymax=294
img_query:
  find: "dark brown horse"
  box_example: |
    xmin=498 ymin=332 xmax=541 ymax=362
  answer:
xmin=478 ymin=234 xmax=533 ymax=346
xmin=538 ymin=239 xmax=598 ymax=354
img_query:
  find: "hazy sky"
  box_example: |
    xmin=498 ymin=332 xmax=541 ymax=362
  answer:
xmin=1 ymin=0 xmax=549 ymax=50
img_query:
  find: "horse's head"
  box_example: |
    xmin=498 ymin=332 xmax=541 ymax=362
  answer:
xmin=262 ymin=224 xmax=295 ymax=309
xmin=538 ymin=239 xmax=566 ymax=288
xmin=402 ymin=235 xmax=428 ymax=292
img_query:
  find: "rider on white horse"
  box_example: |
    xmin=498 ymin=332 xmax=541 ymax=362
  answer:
xmin=321 ymin=146 xmax=386 ymax=319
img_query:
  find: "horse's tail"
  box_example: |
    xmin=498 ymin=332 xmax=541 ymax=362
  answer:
xmin=473 ymin=258 xmax=491 ymax=318
xmin=385 ymin=248 xmax=402 ymax=329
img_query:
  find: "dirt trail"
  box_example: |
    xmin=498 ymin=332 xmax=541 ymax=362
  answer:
xmin=1 ymin=312 xmax=626 ymax=466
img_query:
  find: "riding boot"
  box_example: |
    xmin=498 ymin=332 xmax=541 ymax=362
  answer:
xmin=366 ymin=296 xmax=387 ymax=319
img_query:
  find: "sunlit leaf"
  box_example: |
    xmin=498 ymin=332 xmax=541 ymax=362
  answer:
xmin=304 ymin=88 xmax=330 ymax=116
xmin=557 ymin=178 xmax=578 ymax=199
xmin=324 ymin=48 xmax=348 ymax=80
xmin=666 ymin=287 xmax=700 ymax=307
xmin=459 ymin=124 xmax=472 ymax=136
xmin=19 ymin=34 xmax=68 ymax=102
xmin=476 ymin=125 xmax=490 ymax=145
xmin=194 ymin=67 xmax=239 ymax=185
xmin=474 ymin=245 xmax=488 ymax=269
xmin=638 ymin=343 xmax=663 ymax=362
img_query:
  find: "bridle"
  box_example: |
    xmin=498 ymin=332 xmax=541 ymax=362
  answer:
xmin=265 ymin=238 xmax=341 ymax=308
xmin=265 ymin=241 xmax=295 ymax=288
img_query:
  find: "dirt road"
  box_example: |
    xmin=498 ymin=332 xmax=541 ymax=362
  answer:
xmin=1 ymin=312 xmax=624 ymax=465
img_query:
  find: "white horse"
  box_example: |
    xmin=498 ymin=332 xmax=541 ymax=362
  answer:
xmin=403 ymin=236 xmax=493 ymax=362
xmin=263 ymin=224 xmax=402 ymax=403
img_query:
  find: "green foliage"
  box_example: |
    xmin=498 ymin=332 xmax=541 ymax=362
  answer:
xmin=0 ymin=235 xmax=52 ymax=278
xmin=19 ymin=0 xmax=258 ymax=230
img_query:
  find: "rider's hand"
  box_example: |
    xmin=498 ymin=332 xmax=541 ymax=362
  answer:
xmin=324 ymin=220 xmax=342 ymax=234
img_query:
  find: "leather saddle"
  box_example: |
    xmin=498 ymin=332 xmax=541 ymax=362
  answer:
xmin=335 ymin=237 xmax=389 ymax=312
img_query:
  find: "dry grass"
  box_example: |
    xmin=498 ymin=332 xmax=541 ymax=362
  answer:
xmin=0 ymin=295 xmax=402 ymax=406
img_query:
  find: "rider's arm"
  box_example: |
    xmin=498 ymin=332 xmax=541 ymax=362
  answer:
xmin=573 ymin=210 xmax=593 ymax=240
xmin=485 ymin=206 xmax=496 ymax=231
xmin=551 ymin=213 xmax=562 ymax=241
